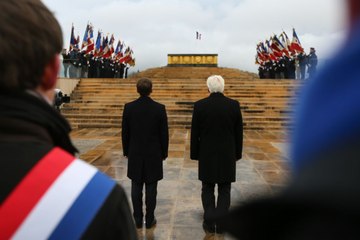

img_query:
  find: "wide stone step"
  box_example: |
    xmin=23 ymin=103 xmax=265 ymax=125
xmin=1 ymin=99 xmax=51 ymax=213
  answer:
xmin=66 ymin=102 xmax=292 ymax=108
xmin=68 ymin=95 xmax=294 ymax=100
xmin=74 ymin=84 xmax=297 ymax=89
xmin=62 ymin=66 xmax=299 ymax=131
xmin=62 ymin=109 xmax=292 ymax=117
xmin=75 ymin=81 xmax=298 ymax=85
xmin=69 ymin=122 xmax=289 ymax=130
xmin=66 ymin=115 xmax=289 ymax=124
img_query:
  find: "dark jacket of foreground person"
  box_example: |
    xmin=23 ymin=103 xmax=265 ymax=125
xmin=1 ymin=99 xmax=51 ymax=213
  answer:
xmin=122 ymin=96 xmax=169 ymax=183
xmin=219 ymin=12 xmax=360 ymax=240
xmin=0 ymin=0 xmax=136 ymax=239
xmin=0 ymin=92 xmax=137 ymax=240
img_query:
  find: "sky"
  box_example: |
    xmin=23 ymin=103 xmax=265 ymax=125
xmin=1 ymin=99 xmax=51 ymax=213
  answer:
xmin=43 ymin=0 xmax=348 ymax=73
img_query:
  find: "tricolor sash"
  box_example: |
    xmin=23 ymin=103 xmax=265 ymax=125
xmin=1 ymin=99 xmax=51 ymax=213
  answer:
xmin=0 ymin=148 xmax=116 ymax=240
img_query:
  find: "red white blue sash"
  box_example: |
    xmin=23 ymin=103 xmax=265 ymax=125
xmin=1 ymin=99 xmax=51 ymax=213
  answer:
xmin=0 ymin=147 xmax=115 ymax=240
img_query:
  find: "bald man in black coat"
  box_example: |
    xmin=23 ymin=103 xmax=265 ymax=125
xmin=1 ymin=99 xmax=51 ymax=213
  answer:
xmin=122 ymin=78 xmax=169 ymax=229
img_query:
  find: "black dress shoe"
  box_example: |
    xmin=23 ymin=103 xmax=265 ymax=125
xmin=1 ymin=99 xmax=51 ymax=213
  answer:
xmin=202 ymin=221 xmax=215 ymax=233
xmin=146 ymin=218 xmax=157 ymax=229
xmin=134 ymin=218 xmax=143 ymax=229
xmin=135 ymin=221 xmax=143 ymax=229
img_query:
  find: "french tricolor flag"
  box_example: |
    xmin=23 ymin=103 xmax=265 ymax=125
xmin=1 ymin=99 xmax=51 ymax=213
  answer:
xmin=196 ymin=31 xmax=202 ymax=40
xmin=0 ymin=148 xmax=116 ymax=240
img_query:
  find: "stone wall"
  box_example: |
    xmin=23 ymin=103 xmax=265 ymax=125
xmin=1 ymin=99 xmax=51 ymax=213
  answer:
xmin=56 ymin=78 xmax=80 ymax=95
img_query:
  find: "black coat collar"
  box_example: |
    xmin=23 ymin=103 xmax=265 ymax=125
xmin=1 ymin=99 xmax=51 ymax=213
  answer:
xmin=0 ymin=91 xmax=78 ymax=155
xmin=209 ymin=92 xmax=224 ymax=97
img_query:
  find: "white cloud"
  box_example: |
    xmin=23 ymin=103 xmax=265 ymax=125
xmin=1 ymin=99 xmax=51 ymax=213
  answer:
xmin=43 ymin=0 xmax=348 ymax=73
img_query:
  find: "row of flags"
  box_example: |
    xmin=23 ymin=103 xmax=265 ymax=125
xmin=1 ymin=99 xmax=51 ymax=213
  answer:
xmin=69 ymin=23 xmax=135 ymax=66
xmin=256 ymin=28 xmax=304 ymax=65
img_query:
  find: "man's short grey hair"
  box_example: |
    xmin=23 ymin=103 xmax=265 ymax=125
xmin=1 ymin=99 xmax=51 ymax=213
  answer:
xmin=207 ymin=75 xmax=225 ymax=93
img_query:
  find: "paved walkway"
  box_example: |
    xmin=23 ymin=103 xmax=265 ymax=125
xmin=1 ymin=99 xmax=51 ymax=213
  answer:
xmin=71 ymin=128 xmax=290 ymax=240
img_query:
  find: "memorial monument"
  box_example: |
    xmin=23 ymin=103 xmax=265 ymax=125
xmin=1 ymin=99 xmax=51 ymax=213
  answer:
xmin=167 ymin=54 xmax=218 ymax=67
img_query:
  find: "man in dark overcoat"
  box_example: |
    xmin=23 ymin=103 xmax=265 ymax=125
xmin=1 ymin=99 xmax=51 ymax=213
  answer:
xmin=122 ymin=78 xmax=169 ymax=229
xmin=190 ymin=75 xmax=243 ymax=234
xmin=297 ymin=52 xmax=308 ymax=80
xmin=307 ymin=47 xmax=318 ymax=78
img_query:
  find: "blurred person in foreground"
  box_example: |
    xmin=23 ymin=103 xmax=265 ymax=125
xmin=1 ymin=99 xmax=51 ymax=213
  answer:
xmin=190 ymin=75 xmax=243 ymax=234
xmin=0 ymin=1 xmax=137 ymax=239
xmin=219 ymin=1 xmax=360 ymax=239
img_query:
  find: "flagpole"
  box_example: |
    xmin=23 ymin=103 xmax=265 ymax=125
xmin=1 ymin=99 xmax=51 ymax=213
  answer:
xmin=69 ymin=23 xmax=73 ymax=52
xmin=195 ymin=33 xmax=198 ymax=54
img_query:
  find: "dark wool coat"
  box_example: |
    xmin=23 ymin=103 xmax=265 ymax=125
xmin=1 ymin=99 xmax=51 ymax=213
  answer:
xmin=190 ymin=92 xmax=243 ymax=183
xmin=122 ymin=96 xmax=169 ymax=183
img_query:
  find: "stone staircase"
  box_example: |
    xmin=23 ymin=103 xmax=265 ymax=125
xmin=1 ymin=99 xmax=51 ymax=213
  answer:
xmin=61 ymin=67 xmax=299 ymax=130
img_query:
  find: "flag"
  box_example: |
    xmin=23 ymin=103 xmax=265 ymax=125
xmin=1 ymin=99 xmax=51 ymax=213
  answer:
xmin=69 ymin=25 xmax=78 ymax=51
xmin=102 ymin=34 xmax=114 ymax=58
xmin=128 ymin=58 xmax=135 ymax=67
xmin=119 ymin=47 xmax=132 ymax=63
xmin=257 ymin=41 xmax=270 ymax=62
xmin=271 ymin=35 xmax=285 ymax=57
xmin=196 ymin=31 xmax=202 ymax=40
xmin=255 ymin=54 xmax=261 ymax=65
xmin=102 ymin=35 xmax=108 ymax=51
xmin=81 ymin=24 xmax=90 ymax=50
xmin=256 ymin=43 xmax=268 ymax=62
xmin=85 ymin=25 xmax=94 ymax=54
xmin=114 ymin=40 xmax=121 ymax=55
xmin=109 ymin=34 xmax=115 ymax=55
xmin=260 ymin=42 xmax=268 ymax=53
xmin=75 ymin=35 xmax=80 ymax=50
xmin=115 ymin=41 xmax=124 ymax=60
xmin=279 ymin=33 xmax=291 ymax=57
xmin=291 ymin=28 xmax=304 ymax=53
xmin=119 ymin=54 xmax=132 ymax=64
xmin=266 ymin=40 xmax=278 ymax=61
xmin=281 ymin=31 xmax=294 ymax=54
xmin=100 ymin=35 xmax=109 ymax=57
xmin=94 ymin=31 xmax=102 ymax=56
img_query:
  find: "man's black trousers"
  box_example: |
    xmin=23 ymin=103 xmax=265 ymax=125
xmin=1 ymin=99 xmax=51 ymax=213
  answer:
xmin=131 ymin=181 xmax=158 ymax=224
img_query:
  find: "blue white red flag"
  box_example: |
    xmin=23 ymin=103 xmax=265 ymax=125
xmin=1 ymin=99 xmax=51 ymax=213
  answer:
xmin=109 ymin=34 xmax=115 ymax=55
xmin=81 ymin=24 xmax=90 ymax=50
xmin=75 ymin=35 xmax=80 ymax=50
xmin=84 ymin=25 xmax=94 ymax=54
xmin=266 ymin=39 xmax=278 ymax=61
xmin=256 ymin=43 xmax=267 ymax=63
xmin=119 ymin=46 xmax=132 ymax=63
xmin=196 ymin=31 xmax=202 ymax=40
xmin=114 ymin=40 xmax=121 ymax=55
xmin=100 ymin=35 xmax=109 ymax=57
xmin=95 ymin=31 xmax=102 ymax=56
xmin=281 ymin=31 xmax=294 ymax=54
xmin=114 ymin=40 xmax=124 ymax=59
xmin=69 ymin=25 xmax=78 ymax=51
xmin=103 ymin=34 xmax=115 ymax=58
xmin=271 ymin=35 xmax=285 ymax=57
xmin=291 ymin=28 xmax=304 ymax=53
